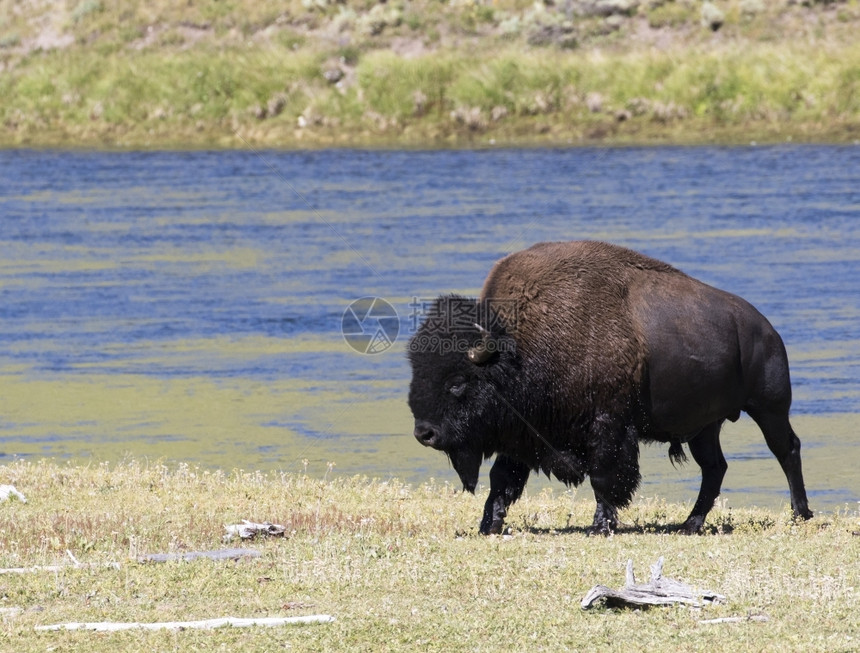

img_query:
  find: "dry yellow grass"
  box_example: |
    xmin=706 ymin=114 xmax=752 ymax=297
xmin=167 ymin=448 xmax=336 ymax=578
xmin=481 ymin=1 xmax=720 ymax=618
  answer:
xmin=0 ymin=460 xmax=858 ymax=651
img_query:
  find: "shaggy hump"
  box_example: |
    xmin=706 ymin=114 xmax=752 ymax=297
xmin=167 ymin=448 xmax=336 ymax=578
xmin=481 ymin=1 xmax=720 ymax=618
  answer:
xmin=479 ymin=241 xmax=683 ymax=404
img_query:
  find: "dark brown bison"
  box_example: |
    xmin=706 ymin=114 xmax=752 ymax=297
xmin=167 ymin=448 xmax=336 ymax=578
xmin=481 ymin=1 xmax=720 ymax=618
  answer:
xmin=407 ymin=241 xmax=812 ymax=535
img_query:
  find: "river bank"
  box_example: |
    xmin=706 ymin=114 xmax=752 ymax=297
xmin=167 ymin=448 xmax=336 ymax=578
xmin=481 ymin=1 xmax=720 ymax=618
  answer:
xmin=1 ymin=0 xmax=859 ymax=148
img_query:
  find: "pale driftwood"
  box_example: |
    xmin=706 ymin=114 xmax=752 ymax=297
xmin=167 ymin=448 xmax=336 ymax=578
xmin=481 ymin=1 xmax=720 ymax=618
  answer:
xmin=699 ymin=615 xmax=769 ymax=625
xmin=0 ymin=485 xmax=26 ymax=503
xmin=0 ymin=550 xmax=118 ymax=575
xmin=139 ymin=548 xmax=261 ymax=564
xmin=0 ymin=562 xmax=120 ymax=575
xmin=224 ymin=520 xmax=286 ymax=541
xmin=581 ymin=558 xmax=725 ymax=609
xmin=35 ymin=614 xmax=335 ymax=632
xmin=1 ymin=547 xmax=261 ymax=574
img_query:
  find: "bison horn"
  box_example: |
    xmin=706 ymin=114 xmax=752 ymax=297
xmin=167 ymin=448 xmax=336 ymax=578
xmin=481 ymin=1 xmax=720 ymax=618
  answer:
xmin=467 ymin=323 xmax=494 ymax=364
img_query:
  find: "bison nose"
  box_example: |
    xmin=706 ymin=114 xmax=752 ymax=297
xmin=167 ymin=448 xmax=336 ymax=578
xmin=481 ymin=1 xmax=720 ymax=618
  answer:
xmin=414 ymin=421 xmax=439 ymax=448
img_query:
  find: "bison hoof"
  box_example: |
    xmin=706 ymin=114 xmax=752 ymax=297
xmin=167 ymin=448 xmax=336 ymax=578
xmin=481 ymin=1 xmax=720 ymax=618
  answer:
xmin=479 ymin=519 xmax=505 ymax=536
xmin=586 ymin=523 xmax=615 ymax=537
xmin=793 ymin=508 xmax=813 ymax=521
xmin=681 ymin=516 xmax=705 ymax=535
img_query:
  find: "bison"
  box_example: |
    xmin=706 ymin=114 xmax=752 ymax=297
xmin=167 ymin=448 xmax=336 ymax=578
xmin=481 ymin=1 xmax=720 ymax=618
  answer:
xmin=407 ymin=241 xmax=812 ymax=535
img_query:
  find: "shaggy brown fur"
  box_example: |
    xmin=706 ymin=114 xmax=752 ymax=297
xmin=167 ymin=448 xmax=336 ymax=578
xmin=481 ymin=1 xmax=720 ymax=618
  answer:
xmin=481 ymin=241 xmax=681 ymax=407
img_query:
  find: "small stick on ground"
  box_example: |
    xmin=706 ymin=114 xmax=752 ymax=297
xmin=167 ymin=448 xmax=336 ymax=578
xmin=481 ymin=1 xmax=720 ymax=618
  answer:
xmin=138 ymin=548 xmax=262 ymax=563
xmin=35 ymin=614 xmax=335 ymax=632
xmin=699 ymin=615 xmax=769 ymax=625
xmin=0 ymin=562 xmax=120 ymax=575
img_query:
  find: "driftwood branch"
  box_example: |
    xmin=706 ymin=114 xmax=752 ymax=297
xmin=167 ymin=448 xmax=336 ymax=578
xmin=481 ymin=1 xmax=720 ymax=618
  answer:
xmin=2 ymin=547 xmax=262 ymax=574
xmin=224 ymin=520 xmax=287 ymax=541
xmin=699 ymin=615 xmax=769 ymax=625
xmin=35 ymin=614 xmax=335 ymax=632
xmin=0 ymin=561 xmax=120 ymax=575
xmin=581 ymin=557 xmax=725 ymax=609
xmin=139 ymin=548 xmax=261 ymax=564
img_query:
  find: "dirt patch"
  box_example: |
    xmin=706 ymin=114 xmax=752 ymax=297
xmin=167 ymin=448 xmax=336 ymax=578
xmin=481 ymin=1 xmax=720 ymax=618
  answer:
xmin=130 ymin=23 xmax=214 ymax=51
xmin=389 ymin=36 xmax=433 ymax=59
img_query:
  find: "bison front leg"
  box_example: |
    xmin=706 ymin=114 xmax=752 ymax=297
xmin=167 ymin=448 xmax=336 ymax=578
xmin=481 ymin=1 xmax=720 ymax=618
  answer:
xmin=479 ymin=455 xmax=530 ymax=535
xmin=588 ymin=498 xmax=619 ymax=537
xmin=682 ymin=421 xmax=727 ymax=534
xmin=587 ymin=420 xmax=641 ymax=536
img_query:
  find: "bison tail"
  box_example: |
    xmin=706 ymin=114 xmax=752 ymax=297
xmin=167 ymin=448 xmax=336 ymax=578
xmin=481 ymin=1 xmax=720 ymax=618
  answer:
xmin=668 ymin=440 xmax=688 ymax=467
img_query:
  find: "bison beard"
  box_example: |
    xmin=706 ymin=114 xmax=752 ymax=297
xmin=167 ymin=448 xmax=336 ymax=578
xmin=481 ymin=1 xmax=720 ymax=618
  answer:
xmin=407 ymin=241 xmax=813 ymax=535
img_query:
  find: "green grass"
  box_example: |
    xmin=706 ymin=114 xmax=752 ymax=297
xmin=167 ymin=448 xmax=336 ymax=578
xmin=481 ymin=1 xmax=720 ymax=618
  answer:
xmin=0 ymin=0 xmax=858 ymax=147
xmin=3 ymin=40 xmax=860 ymax=148
xmin=647 ymin=1 xmax=697 ymax=29
xmin=0 ymin=460 xmax=858 ymax=651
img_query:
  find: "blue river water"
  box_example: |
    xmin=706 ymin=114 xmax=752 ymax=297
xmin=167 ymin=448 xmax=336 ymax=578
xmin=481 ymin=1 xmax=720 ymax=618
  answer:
xmin=0 ymin=146 xmax=858 ymax=512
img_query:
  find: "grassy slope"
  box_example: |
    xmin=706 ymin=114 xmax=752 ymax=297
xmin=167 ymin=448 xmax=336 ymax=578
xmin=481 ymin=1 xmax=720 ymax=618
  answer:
xmin=0 ymin=461 xmax=858 ymax=651
xmin=0 ymin=0 xmax=859 ymax=147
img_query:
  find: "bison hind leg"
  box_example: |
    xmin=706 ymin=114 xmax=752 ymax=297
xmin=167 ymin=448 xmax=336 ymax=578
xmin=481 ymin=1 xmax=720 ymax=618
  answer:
xmin=747 ymin=408 xmax=812 ymax=521
xmin=682 ymin=421 xmax=727 ymax=534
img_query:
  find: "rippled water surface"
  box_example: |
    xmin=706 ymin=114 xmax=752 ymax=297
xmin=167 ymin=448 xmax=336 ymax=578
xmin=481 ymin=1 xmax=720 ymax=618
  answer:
xmin=1 ymin=146 xmax=858 ymax=512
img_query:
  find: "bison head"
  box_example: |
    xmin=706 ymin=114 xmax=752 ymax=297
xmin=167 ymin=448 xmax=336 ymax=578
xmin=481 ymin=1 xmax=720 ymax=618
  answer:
xmin=407 ymin=295 xmax=518 ymax=493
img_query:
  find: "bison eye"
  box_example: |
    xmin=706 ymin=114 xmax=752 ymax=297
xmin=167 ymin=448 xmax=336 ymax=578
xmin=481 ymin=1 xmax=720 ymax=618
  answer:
xmin=448 ymin=382 xmax=467 ymax=398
